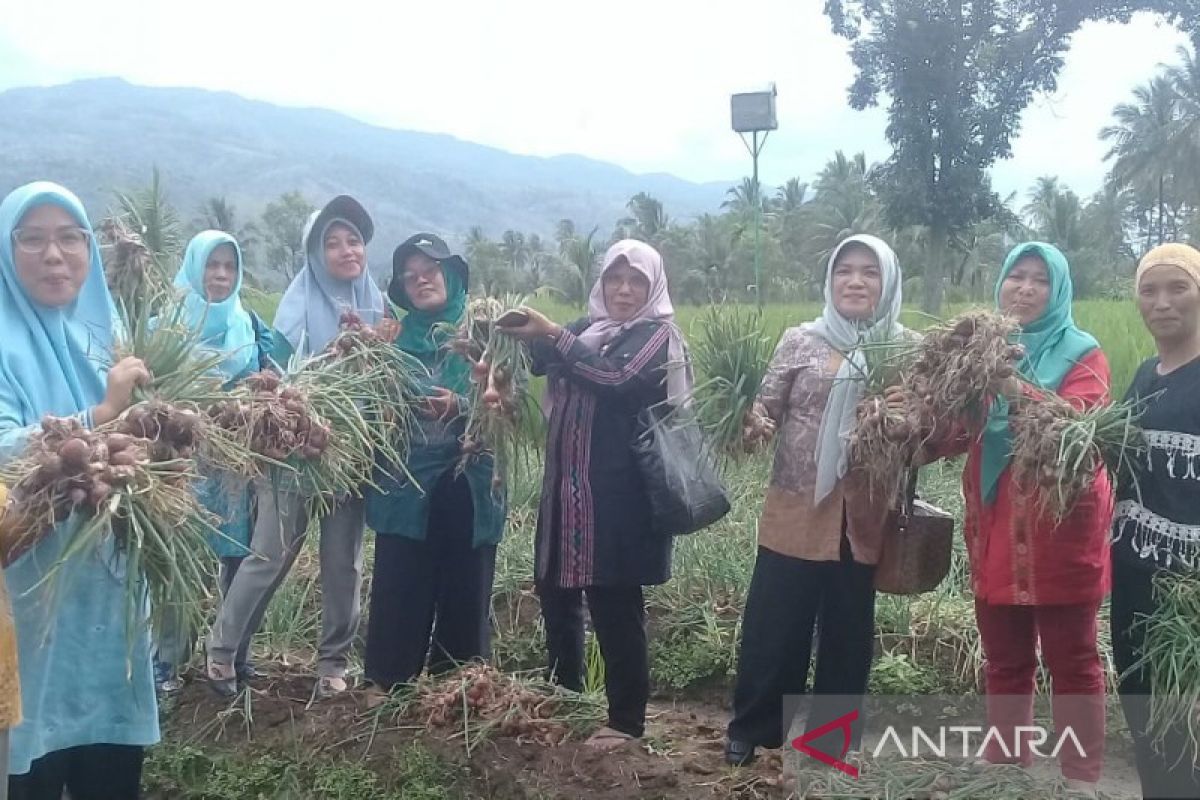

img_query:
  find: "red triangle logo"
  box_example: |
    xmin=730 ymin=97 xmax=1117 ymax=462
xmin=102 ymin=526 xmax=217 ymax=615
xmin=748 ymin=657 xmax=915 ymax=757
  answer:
xmin=789 ymin=709 xmax=860 ymax=778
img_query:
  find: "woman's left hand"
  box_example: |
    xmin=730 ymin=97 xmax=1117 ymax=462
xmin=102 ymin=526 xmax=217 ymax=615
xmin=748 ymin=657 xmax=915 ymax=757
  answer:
xmin=496 ymin=307 xmax=561 ymax=342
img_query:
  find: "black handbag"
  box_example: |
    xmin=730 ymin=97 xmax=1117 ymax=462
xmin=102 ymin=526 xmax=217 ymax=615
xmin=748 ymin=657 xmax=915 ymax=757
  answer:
xmin=632 ymin=404 xmax=731 ymax=536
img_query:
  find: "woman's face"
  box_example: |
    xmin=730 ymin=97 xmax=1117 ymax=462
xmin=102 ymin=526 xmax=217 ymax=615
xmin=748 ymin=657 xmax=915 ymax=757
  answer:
xmin=830 ymin=244 xmax=883 ymax=321
xmin=401 ymin=253 xmax=448 ymax=312
xmin=11 ymin=204 xmax=91 ymax=308
xmin=602 ymin=258 xmax=650 ymax=323
xmin=203 ymin=243 xmax=238 ymax=302
xmin=999 ymin=255 xmax=1052 ymax=326
xmin=324 ymin=222 xmax=365 ymax=281
xmin=1137 ymin=264 xmax=1200 ymax=345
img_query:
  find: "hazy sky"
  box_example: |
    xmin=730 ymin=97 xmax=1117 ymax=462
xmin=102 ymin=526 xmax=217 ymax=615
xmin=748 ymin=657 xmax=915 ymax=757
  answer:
xmin=0 ymin=1 xmax=1190 ymax=201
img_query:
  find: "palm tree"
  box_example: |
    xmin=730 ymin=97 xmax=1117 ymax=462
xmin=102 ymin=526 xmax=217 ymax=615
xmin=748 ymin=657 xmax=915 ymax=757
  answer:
xmin=618 ymin=193 xmax=669 ymax=242
xmin=464 ymin=226 xmax=491 ymax=262
xmin=558 ymin=226 xmax=600 ymax=307
xmin=554 ymin=219 xmax=577 ymax=249
xmin=1166 ymin=45 xmax=1200 ymax=203
xmin=114 ymin=166 xmax=184 ymax=265
xmin=722 ymin=178 xmax=765 ymax=216
xmin=499 ymin=230 xmax=528 ymax=274
xmin=198 ymin=196 xmax=237 ymax=232
xmin=814 ymin=151 xmax=869 ymax=199
xmin=1101 ymin=77 xmax=1179 ymax=246
xmin=1023 ymin=176 xmax=1083 ymax=251
xmin=774 ymin=179 xmax=810 ymax=213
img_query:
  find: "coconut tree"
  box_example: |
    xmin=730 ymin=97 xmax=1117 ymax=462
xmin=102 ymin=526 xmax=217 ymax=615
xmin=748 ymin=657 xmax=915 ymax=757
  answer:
xmin=1102 ymin=77 xmax=1180 ymax=247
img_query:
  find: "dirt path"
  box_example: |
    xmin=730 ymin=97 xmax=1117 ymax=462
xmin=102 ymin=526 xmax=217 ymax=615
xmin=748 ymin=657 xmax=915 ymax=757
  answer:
xmin=160 ymin=666 xmax=1146 ymax=799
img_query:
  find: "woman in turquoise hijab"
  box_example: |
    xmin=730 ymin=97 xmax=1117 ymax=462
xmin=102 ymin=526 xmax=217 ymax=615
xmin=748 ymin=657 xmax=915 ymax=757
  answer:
xmin=152 ymin=231 xmax=279 ymax=693
xmin=0 ymin=182 xmax=158 ymax=797
xmin=924 ymin=242 xmax=1112 ymax=792
xmin=363 ymin=233 xmax=506 ymax=693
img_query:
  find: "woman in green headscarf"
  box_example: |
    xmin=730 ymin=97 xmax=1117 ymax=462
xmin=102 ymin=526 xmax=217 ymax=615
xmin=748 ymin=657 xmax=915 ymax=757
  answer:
xmin=363 ymin=233 xmax=506 ymax=692
xmin=923 ymin=242 xmax=1112 ymax=792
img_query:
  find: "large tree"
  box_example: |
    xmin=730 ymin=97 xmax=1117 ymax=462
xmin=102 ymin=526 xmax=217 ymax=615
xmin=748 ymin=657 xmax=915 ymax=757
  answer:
xmin=825 ymin=0 xmax=1200 ymax=313
xmin=259 ymin=191 xmax=315 ymax=281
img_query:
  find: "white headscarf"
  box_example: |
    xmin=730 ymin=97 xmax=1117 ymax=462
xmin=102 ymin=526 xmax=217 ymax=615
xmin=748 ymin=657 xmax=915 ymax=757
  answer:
xmin=274 ymin=204 xmax=383 ymax=359
xmin=807 ymin=234 xmax=903 ymax=504
xmin=544 ymin=240 xmax=693 ymax=416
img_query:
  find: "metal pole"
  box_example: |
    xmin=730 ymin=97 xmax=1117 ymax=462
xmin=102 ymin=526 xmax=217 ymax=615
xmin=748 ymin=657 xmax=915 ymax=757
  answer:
xmin=752 ymin=131 xmax=762 ymax=310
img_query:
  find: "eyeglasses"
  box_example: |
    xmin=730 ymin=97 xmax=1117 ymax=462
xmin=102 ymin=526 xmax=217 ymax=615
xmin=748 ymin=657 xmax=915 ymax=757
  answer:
xmin=12 ymin=227 xmax=91 ymax=255
xmin=402 ymin=264 xmax=442 ymax=286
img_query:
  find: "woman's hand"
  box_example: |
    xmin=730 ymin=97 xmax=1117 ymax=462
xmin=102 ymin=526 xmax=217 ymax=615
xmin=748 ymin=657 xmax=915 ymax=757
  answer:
xmin=884 ymin=385 xmax=910 ymax=414
xmin=741 ymin=404 xmax=776 ymax=449
xmin=422 ymin=387 xmax=461 ymax=422
xmin=496 ymin=307 xmax=562 ymax=343
xmin=93 ymin=357 xmax=151 ymax=425
xmin=375 ymin=318 xmax=402 ymax=342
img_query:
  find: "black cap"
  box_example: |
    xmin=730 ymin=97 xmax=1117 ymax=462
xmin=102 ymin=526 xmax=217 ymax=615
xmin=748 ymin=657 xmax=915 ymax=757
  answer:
xmin=312 ymin=195 xmax=373 ymax=245
xmin=389 ymin=233 xmax=470 ymax=307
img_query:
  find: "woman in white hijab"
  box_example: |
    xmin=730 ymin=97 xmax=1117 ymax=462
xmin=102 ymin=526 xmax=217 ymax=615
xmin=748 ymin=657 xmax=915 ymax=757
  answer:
xmin=725 ymin=235 xmax=904 ymax=767
xmin=205 ymin=195 xmax=380 ymax=699
xmin=498 ymin=240 xmax=691 ymax=751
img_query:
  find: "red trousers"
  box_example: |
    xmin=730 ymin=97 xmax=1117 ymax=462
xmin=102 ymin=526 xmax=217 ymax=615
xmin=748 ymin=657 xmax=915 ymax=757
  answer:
xmin=974 ymin=599 xmax=1106 ymax=782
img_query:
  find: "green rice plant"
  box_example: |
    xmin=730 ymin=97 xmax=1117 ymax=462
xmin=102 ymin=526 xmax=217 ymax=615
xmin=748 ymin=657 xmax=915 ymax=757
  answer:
xmin=583 ymin=631 xmax=605 ymax=695
xmin=687 ymin=304 xmax=780 ymax=456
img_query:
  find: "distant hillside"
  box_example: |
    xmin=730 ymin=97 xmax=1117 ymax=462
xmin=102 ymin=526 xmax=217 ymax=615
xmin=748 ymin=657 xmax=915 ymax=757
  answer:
xmin=0 ymin=78 xmax=730 ymax=273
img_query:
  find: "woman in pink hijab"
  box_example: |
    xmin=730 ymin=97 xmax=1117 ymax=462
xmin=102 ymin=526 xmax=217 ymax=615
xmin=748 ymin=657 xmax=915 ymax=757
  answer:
xmin=499 ymin=239 xmax=691 ymax=750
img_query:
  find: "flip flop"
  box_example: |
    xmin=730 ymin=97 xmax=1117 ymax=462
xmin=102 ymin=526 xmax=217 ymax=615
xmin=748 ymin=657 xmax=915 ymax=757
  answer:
xmin=315 ymin=675 xmax=348 ymax=700
xmin=585 ymin=726 xmax=636 ymax=751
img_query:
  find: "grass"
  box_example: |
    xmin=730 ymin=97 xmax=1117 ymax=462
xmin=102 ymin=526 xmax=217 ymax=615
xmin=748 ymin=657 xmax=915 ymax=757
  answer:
xmin=144 ymin=740 xmax=469 ymax=799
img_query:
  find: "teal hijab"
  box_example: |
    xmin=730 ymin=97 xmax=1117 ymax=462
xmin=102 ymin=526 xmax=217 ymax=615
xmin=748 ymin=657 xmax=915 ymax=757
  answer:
xmin=393 ymin=265 xmax=470 ymax=394
xmin=980 ymin=242 xmax=1099 ymax=503
xmin=174 ymin=230 xmax=256 ymax=378
xmin=0 ymin=182 xmax=116 ymax=421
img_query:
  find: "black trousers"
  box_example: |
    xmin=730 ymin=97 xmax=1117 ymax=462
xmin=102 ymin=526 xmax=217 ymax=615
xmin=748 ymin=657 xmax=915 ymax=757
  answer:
xmin=728 ymin=543 xmax=877 ymax=750
xmin=365 ymin=473 xmax=497 ymax=690
xmin=539 ymin=584 xmax=649 ymax=738
xmin=8 ymin=744 xmax=144 ymax=800
xmin=1112 ymin=555 xmax=1200 ymax=800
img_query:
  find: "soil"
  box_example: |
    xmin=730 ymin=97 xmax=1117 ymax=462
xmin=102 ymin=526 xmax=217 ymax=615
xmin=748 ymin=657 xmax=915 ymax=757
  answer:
xmin=159 ymin=664 xmax=1146 ymax=800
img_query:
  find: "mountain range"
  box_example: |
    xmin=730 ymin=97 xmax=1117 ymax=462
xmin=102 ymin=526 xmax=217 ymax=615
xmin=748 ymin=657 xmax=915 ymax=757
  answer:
xmin=0 ymin=78 xmax=731 ymax=269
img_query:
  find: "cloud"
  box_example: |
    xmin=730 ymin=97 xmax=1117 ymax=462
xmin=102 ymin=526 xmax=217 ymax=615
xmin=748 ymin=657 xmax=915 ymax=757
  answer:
xmin=0 ymin=2 xmax=1189 ymax=201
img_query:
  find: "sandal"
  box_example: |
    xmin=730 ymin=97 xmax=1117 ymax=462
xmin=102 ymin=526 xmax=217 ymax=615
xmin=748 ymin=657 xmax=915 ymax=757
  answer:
xmin=206 ymin=660 xmax=238 ymax=699
xmin=315 ymin=675 xmax=348 ymax=700
xmin=585 ymin=726 xmax=636 ymax=751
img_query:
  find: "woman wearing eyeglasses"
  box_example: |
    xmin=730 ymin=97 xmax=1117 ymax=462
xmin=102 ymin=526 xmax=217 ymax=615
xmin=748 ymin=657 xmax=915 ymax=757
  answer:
xmin=363 ymin=234 xmax=506 ymax=693
xmin=1 ymin=182 xmax=157 ymax=799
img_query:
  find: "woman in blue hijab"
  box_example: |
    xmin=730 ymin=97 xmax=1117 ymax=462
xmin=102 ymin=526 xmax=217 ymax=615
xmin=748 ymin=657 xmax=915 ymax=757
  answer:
xmin=152 ymin=231 xmax=279 ymax=694
xmin=206 ymin=196 xmax=377 ymax=699
xmin=0 ymin=182 xmax=157 ymax=798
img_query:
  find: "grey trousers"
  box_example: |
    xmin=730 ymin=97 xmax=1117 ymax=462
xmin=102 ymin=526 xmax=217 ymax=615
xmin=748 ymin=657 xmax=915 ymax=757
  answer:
xmin=157 ymin=558 xmax=245 ymax=669
xmin=207 ymin=487 xmax=365 ymax=678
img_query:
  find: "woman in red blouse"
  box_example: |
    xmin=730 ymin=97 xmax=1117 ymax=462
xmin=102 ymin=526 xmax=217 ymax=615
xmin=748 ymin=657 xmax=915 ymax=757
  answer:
xmin=921 ymin=242 xmax=1112 ymax=793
